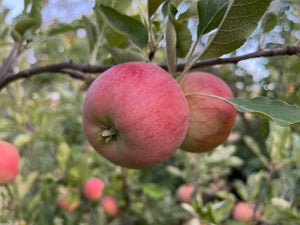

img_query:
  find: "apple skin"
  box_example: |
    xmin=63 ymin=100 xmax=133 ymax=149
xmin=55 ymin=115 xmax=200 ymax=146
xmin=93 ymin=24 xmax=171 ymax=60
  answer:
xmin=101 ymin=196 xmax=119 ymax=217
xmin=83 ymin=62 xmax=189 ymax=169
xmin=83 ymin=177 xmax=105 ymax=201
xmin=179 ymin=72 xmax=237 ymax=152
xmin=58 ymin=193 xmax=80 ymax=211
xmin=0 ymin=141 xmax=20 ymax=185
xmin=176 ymin=184 xmax=195 ymax=204
xmin=233 ymin=202 xmax=260 ymax=222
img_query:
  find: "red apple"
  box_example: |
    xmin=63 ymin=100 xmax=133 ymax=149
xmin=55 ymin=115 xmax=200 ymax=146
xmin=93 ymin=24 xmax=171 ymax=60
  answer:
xmin=233 ymin=202 xmax=260 ymax=222
xmin=176 ymin=184 xmax=195 ymax=204
xmin=58 ymin=193 xmax=80 ymax=211
xmin=101 ymin=196 xmax=119 ymax=216
xmin=179 ymin=72 xmax=237 ymax=152
xmin=83 ymin=62 xmax=189 ymax=169
xmin=83 ymin=177 xmax=105 ymax=201
xmin=0 ymin=141 xmax=20 ymax=185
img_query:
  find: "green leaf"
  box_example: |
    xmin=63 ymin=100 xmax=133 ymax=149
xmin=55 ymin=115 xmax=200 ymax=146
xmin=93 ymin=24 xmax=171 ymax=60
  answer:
xmin=206 ymin=145 xmax=236 ymax=165
xmin=200 ymin=0 xmax=272 ymax=59
xmin=82 ymin=16 xmax=98 ymax=52
xmin=56 ymin=142 xmax=71 ymax=170
xmin=95 ymin=0 xmax=133 ymax=11
xmin=48 ymin=19 xmax=84 ymax=35
xmin=0 ymin=41 xmax=13 ymax=47
xmin=11 ymin=29 xmax=22 ymax=42
xmin=166 ymin=16 xmax=177 ymax=75
xmin=13 ymin=0 xmax=42 ymax=38
xmin=265 ymin=204 xmax=300 ymax=222
xmin=148 ymin=0 xmax=165 ymax=18
xmin=13 ymin=133 xmax=32 ymax=147
xmin=24 ymin=0 xmax=32 ymax=10
xmin=106 ymin=47 xmax=145 ymax=63
xmin=213 ymin=199 xmax=235 ymax=223
xmin=261 ymin=12 xmax=278 ymax=34
xmin=141 ymin=183 xmax=164 ymax=199
xmin=246 ymin=172 xmax=269 ymax=200
xmin=170 ymin=15 xmax=192 ymax=58
xmin=266 ymin=123 xmax=291 ymax=162
xmin=227 ymin=221 xmax=249 ymax=225
xmin=28 ymin=0 xmax=42 ymax=28
xmin=226 ymin=97 xmax=300 ymax=126
xmin=178 ymin=2 xmax=198 ymax=21
xmin=18 ymin=171 xmax=39 ymax=200
xmin=0 ymin=9 xmax=9 ymax=26
xmin=197 ymin=0 xmax=229 ymax=35
xmin=233 ymin=180 xmax=249 ymax=201
xmin=166 ymin=165 xmax=183 ymax=177
xmin=167 ymin=4 xmax=192 ymax=58
xmin=14 ymin=18 xmax=38 ymax=36
xmin=161 ymin=0 xmax=171 ymax=17
xmin=99 ymin=4 xmax=148 ymax=48
xmin=243 ymin=135 xmax=269 ymax=166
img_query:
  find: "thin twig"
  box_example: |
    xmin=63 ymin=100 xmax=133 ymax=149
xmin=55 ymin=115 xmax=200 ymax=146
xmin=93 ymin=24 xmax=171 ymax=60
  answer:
xmin=0 ymin=43 xmax=22 ymax=82
xmin=59 ymin=69 xmax=87 ymax=79
xmin=252 ymin=165 xmax=276 ymax=225
xmin=176 ymin=45 xmax=300 ymax=71
xmin=0 ymin=62 xmax=109 ymax=89
xmin=121 ymin=168 xmax=131 ymax=212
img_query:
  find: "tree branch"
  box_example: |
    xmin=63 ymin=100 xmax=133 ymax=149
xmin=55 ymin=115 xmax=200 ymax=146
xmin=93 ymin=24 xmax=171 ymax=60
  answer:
xmin=0 ymin=62 xmax=110 ymax=89
xmin=176 ymin=45 xmax=300 ymax=71
xmin=0 ymin=45 xmax=299 ymax=90
xmin=0 ymin=43 xmax=22 ymax=83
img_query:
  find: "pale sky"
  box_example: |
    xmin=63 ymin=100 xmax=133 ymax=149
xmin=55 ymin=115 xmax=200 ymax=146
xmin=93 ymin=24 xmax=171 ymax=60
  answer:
xmin=2 ymin=0 xmax=24 ymax=23
xmin=1 ymin=0 xmax=94 ymax=25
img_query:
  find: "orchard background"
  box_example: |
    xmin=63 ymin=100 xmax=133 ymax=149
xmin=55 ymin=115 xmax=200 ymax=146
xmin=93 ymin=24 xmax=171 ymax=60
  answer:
xmin=0 ymin=0 xmax=300 ymax=224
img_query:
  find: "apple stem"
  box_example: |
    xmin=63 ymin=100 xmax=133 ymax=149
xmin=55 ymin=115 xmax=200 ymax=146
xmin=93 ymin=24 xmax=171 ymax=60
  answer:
xmin=184 ymin=92 xmax=227 ymax=102
xmin=99 ymin=127 xmax=117 ymax=143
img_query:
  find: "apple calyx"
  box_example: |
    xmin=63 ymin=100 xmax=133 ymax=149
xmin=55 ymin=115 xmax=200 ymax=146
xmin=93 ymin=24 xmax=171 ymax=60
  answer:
xmin=99 ymin=126 xmax=117 ymax=143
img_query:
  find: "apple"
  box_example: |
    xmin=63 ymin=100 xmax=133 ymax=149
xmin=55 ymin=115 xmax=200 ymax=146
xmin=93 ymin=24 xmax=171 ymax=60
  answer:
xmin=83 ymin=177 xmax=105 ymax=201
xmin=101 ymin=196 xmax=119 ymax=217
xmin=0 ymin=141 xmax=20 ymax=185
xmin=83 ymin=62 xmax=189 ymax=169
xmin=233 ymin=202 xmax=260 ymax=222
xmin=179 ymin=72 xmax=237 ymax=152
xmin=58 ymin=193 xmax=80 ymax=211
xmin=176 ymin=184 xmax=195 ymax=204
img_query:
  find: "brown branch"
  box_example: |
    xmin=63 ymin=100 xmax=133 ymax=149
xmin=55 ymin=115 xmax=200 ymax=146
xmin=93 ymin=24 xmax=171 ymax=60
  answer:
xmin=59 ymin=69 xmax=87 ymax=79
xmin=0 ymin=45 xmax=299 ymax=90
xmin=176 ymin=45 xmax=300 ymax=70
xmin=0 ymin=62 xmax=110 ymax=89
xmin=0 ymin=43 xmax=22 ymax=82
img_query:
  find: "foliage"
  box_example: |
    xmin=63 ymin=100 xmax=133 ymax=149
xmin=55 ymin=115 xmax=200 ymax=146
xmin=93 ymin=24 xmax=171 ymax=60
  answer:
xmin=0 ymin=0 xmax=299 ymax=224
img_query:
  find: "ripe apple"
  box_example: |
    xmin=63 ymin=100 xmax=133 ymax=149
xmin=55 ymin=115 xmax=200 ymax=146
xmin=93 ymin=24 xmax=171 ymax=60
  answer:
xmin=233 ymin=202 xmax=260 ymax=222
xmin=101 ymin=196 xmax=119 ymax=217
xmin=83 ymin=62 xmax=189 ymax=169
xmin=83 ymin=177 xmax=105 ymax=201
xmin=0 ymin=141 xmax=20 ymax=185
xmin=179 ymin=72 xmax=237 ymax=152
xmin=58 ymin=193 xmax=80 ymax=211
xmin=176 ymin=184 xmax=195 ymax=204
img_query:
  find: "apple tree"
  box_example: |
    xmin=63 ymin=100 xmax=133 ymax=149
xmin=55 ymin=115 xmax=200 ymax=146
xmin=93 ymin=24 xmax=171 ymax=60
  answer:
xmin=0 ymin=0 xmax=300 ymax=224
